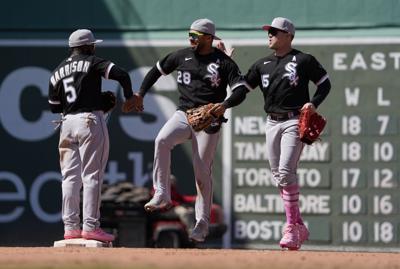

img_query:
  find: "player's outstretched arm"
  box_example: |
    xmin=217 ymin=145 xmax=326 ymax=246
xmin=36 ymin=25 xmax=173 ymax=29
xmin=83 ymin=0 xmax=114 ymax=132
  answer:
xmin=222 ymin=86 xmax=248 ymax=108
xmin=138 ymin=65 xmax=162 ymax=98
xmin=108 ymin=65 xmax=135 ymax=102
xmin=215 ymin=40 xmax=235 ymax=57
xmin=123 ymin=64 xmax=163 ymax=114
xmin=208 ymin=85 xmax=248 ymax=118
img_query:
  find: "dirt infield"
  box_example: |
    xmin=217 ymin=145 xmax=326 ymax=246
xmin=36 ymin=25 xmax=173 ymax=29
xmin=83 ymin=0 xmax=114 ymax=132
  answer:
xmin=0 ymin=247 xmax=399 ymax=269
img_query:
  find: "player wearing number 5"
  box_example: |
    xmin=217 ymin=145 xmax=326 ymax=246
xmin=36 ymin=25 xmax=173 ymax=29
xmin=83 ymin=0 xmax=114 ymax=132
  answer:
xmin=48 ymin=29 xmax=141 ymax=242
xmin=243 ymin=18 xmax=331 ymax=250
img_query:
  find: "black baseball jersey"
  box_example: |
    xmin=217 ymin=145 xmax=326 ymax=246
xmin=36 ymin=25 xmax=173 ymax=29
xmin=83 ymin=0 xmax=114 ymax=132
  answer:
xmin=48 ymin=54 xmax=113 ymax=114
xmin=157 ymin=47 xmax=245 ymax=111
xmin=244 ymin=49 xmax=329 ymax=114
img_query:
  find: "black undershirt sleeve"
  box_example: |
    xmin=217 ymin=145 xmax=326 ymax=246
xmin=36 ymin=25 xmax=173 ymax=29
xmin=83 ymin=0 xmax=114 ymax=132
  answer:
xmin=49 ymin=104 xmax=63 ymax=113
xmin=139 ymin=66 xmax=162 ymax=97
xmin=311 ymin=79 xmax=331 ymax=108
xmin=222 ymin=86 xmax=248 ymax=108
xmin=108 ymin=65 xmax=133 ymax=99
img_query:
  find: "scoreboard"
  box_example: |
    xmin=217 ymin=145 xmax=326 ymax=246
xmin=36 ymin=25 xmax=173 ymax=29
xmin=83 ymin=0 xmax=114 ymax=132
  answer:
xmin=228 ymin=42 xmax=400 ymax=249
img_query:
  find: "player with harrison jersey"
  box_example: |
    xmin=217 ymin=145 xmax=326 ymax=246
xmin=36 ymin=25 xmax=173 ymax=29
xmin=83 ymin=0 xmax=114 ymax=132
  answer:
xmin=134 ymin=18 xmax=248 ymax=243
xmin=48 ymin=29 xmax=141 ymax=242
xmin=244 ymin=18 xmax=331 ymax=250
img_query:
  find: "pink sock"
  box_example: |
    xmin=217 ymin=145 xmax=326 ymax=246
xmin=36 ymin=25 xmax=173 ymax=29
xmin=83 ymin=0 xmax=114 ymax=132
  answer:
xmin=296 ymin=207 xmax=304 ymax=225
xmin=281 ymin=184 xmax=300 ymax=225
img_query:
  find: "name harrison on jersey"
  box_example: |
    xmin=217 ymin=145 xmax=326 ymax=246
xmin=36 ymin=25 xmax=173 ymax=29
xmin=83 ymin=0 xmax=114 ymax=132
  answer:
xmin=50 ymin=60 xmax=91 ymax=86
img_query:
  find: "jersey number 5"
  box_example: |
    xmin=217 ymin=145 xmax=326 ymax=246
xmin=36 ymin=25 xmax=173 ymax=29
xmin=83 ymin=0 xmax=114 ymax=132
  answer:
xmin=63 ymin=77 xmax=77 ymax=103
xmin=262 ymin=74 xmax=270 ymax=88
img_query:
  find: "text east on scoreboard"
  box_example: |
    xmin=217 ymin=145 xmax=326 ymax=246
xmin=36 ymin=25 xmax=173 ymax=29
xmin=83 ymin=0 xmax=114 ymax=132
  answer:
xmin=229 ymin=44 xmax=400 ymax=248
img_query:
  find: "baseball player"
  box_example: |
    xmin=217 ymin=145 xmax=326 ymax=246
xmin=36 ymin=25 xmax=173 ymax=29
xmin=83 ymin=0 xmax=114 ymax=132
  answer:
xmin=135 ymin=18 xmax=248 ymax=243
xmin=243 ymin=18 xmax=331 ymax=250
xmin=48 ymin=29 xmax=140 ymax=242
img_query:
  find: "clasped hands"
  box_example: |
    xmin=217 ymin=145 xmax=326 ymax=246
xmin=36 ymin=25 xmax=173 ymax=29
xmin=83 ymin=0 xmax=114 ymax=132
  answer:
xmin=121 ymin=93 xmax=144 ymax=113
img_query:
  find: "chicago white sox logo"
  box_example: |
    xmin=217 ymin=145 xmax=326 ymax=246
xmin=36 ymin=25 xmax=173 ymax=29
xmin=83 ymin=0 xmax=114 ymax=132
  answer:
xmin=205 ymin=63 xmax=221 ymax=87
xmin=282 ymin=62 xmax=299 ymax=86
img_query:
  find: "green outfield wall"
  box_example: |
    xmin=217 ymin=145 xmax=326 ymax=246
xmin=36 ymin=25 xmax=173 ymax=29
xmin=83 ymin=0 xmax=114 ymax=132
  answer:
xmin=2 ymin=0 xmax=400 ymax=32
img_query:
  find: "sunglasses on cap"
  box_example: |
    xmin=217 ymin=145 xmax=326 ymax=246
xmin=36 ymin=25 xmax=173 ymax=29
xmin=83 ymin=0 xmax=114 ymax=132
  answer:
xmin=268 ymin=28 xmax=288 ymax=36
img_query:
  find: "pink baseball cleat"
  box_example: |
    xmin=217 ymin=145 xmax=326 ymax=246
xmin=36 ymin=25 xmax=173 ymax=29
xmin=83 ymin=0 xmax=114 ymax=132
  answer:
xmin=64 ymin=229 xmax=82 ymax=239
xmin=297 ymin=223 xmax=309 ymax=244
xmin=82 ymin=228 xmax=115 ymax=242
xmin=279 ymin=224 xmax=300 ymax=250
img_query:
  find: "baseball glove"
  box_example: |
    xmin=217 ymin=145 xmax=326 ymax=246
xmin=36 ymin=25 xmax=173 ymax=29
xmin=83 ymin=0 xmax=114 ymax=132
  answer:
xmin=186 ymin=103 xmax=218 ymax=132
xmin=298 ymin=108 xmax=327 ymax=145
xmin=100 ymin=91 xmax=116 ymax=113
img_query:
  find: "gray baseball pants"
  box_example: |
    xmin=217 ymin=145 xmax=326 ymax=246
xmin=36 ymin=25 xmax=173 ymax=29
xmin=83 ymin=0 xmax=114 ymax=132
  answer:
xmin=59 ymin=111 xmax=109 ymax=232
xmin=265 ymin=116 xmax=304 ymax=187
xmin=152 ymin=110 xmax=219 ymax=224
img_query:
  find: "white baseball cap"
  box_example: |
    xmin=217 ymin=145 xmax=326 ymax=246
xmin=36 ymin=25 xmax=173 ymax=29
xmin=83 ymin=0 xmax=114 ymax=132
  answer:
xmin=190 ymin=18 xmax=221 ymax=40
xmin=68 ymin=29 xmax=103 ymax=48
xmin=262 ymin=17 xmax=295 ymax=36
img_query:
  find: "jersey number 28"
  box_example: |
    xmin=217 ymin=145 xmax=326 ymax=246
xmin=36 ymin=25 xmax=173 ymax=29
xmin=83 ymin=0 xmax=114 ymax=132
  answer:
xmin=63 ymin=77 xmax=77 ymax=103
xmin=177 ymin=71 xmax=191 ymax=85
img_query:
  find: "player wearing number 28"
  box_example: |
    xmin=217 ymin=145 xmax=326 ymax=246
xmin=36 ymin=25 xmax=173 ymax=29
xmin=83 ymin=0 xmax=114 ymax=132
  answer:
xmin=136 ymin=18 xmax=249 ymax=243
xmin=48 ymin=29 xmax=140 ymax=242
xmin=243 ymin=18 xmax=331 ymax=250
